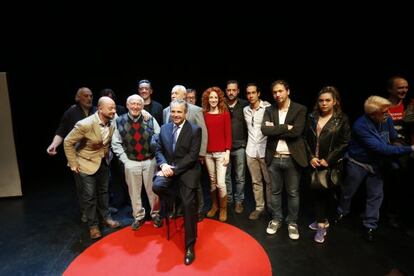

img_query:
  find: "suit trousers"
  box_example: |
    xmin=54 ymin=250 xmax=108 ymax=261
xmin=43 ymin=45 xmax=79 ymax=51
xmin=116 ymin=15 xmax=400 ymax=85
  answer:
xmin=153 ymin=175 xmax=197 ymax=249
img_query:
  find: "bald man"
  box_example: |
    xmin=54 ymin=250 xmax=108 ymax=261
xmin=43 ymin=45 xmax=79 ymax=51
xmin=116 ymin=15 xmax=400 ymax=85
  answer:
xmin=47 ymin=87 xmax=96 ymax=223
xmin=163 ymin=85 xmax=207 ymax=156
xmin=64 ymin=96 xmax=121 ymax=239
xmin=47 ymin=87 xmax=95 ymax=155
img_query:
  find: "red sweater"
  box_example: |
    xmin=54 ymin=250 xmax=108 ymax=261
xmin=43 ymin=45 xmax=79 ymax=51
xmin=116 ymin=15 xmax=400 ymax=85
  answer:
xmin=204 ymin=111 xmax=232 ymax=153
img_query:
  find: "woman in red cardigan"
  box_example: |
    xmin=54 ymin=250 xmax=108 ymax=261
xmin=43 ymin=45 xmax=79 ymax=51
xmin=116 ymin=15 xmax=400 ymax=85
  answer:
xmin=202 ymin=87 xmax=232 ymax=222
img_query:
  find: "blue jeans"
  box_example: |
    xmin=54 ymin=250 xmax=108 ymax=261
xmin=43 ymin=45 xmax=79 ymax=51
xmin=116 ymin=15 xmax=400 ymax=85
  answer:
xmin=338 ymin=161 xmax=384 ymax=229
xmin=79 ymin=162 xmax=110 ymax=228
xmin=225 ymin=148 xmax=246 ymax=203
xmin=268 ymin=156 xmax=301 ymax=223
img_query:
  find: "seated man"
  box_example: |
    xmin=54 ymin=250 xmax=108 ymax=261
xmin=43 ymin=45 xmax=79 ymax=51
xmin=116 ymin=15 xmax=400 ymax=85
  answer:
xmin=152 ymin=100 xmax=201 ymax=265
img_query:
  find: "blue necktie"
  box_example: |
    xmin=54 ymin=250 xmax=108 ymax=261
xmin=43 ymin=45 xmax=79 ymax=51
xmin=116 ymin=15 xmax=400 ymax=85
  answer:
xmin=172 ymin=125 xmax=179 ymax=151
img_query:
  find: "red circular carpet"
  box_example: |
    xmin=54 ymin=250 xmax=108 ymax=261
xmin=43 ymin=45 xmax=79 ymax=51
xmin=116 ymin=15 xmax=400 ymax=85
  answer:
xmin=64 ymin=218 xmax=272 ymax=275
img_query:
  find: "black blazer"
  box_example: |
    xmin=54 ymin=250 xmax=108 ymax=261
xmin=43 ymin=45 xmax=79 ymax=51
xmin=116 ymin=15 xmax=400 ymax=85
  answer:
xmin=153 ymin=120 xmax=201 ymax=188
xmin=261 ymin=101 xmax=308 ymax=167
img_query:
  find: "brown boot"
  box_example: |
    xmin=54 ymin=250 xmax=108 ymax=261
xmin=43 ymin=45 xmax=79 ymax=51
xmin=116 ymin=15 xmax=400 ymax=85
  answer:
xmin=207 ymin=190 xmax=218 ymax=218
xmin=219 ymin=195 xmax=228 ymax=222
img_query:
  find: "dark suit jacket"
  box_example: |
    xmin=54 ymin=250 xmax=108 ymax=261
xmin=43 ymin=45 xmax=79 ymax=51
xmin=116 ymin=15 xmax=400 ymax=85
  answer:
xmin=163 ymin=103 xmax=207 ymax=156
xmin=261 ymin=101 xmax=308 ymax=168
xmin=153 ymin=120 xmax=201 ymax=188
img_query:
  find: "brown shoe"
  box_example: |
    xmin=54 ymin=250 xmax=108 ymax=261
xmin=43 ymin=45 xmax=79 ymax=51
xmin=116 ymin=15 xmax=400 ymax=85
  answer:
xmin=104 ymin=218 xmax=121 ymax=229
xmin=235 ymin=202 xmax=244 ymax=214
xmin=249 ymin=210 xmax=262 ymax=220
xmin=89 ymin=226 xmax=102 ymax=239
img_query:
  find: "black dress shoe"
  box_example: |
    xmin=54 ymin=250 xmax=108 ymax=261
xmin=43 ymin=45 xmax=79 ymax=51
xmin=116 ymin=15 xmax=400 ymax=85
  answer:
xmin=198 ymin=213 xmax=205 ymax=222
xmin=152 ymin=215 xmax=163 ymax=228
xmin=184 ymin=246 xmax=195 ymax=265
xmin=364 ymin=228 xmax=376 ymax=242
xmin=131 ymin=218 xmax=145 ymax=231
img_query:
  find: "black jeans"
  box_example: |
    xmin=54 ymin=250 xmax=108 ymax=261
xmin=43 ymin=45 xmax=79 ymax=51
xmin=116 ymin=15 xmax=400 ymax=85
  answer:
xmin=79 ymin=162 xmax=110 ymax=228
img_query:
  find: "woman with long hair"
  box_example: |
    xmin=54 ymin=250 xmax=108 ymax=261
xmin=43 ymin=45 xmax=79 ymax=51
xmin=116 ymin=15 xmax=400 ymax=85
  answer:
xmin=202 ymin=87 xmax=232 ymax=222
xmin=304 ymin=86 xmax=351 ymax=243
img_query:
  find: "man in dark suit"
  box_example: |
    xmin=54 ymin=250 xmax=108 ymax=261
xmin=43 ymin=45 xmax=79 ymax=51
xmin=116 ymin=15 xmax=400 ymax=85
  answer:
xmin=163 ymin=84 xmax=207 ymax=221
xmin=261 ymin=80 xmax=307 ymax=240
xmin=152 ymin=99 xmax=201 ymax=265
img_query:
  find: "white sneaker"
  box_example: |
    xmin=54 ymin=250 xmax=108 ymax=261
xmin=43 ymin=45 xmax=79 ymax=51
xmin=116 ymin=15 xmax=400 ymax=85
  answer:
xmin=288 ymin=223 xmax=300 ymax=240
xmin=266 ymin=220 xmax=281 ymax=235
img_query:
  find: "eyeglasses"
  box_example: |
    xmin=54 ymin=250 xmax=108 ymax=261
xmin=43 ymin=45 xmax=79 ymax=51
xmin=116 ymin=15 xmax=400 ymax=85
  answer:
xmin=251 ymin=114 xmax=255 ymax=127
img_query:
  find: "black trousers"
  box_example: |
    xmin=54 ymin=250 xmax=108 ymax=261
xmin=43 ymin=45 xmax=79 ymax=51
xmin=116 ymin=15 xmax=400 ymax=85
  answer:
xmin=153 ymin=175 xmax=197 ymax=249
xmin=78 ymin=162 xmax=110 ymax=228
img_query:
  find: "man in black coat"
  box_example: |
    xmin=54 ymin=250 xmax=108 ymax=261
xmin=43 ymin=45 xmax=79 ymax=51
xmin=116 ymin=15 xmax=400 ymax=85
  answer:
xmin=152 ymin=99 xmax=201 ymax=265
xmin=261 ymin=80 xmax=307 ymax=240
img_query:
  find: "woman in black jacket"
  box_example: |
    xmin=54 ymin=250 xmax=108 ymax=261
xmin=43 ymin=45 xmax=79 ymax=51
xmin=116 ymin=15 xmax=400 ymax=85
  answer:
xmin=304 ymin=86 xmax=351 ymax=243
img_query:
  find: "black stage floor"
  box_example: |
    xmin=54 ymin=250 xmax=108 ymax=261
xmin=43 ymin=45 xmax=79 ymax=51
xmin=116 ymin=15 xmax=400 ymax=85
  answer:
xmin=1 ymin=169 xmax=413 ymax=276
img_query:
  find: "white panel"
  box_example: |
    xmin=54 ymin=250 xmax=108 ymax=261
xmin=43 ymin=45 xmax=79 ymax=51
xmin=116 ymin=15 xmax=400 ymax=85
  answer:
xmin=0 ymin=72 xmax=22 ymax=197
